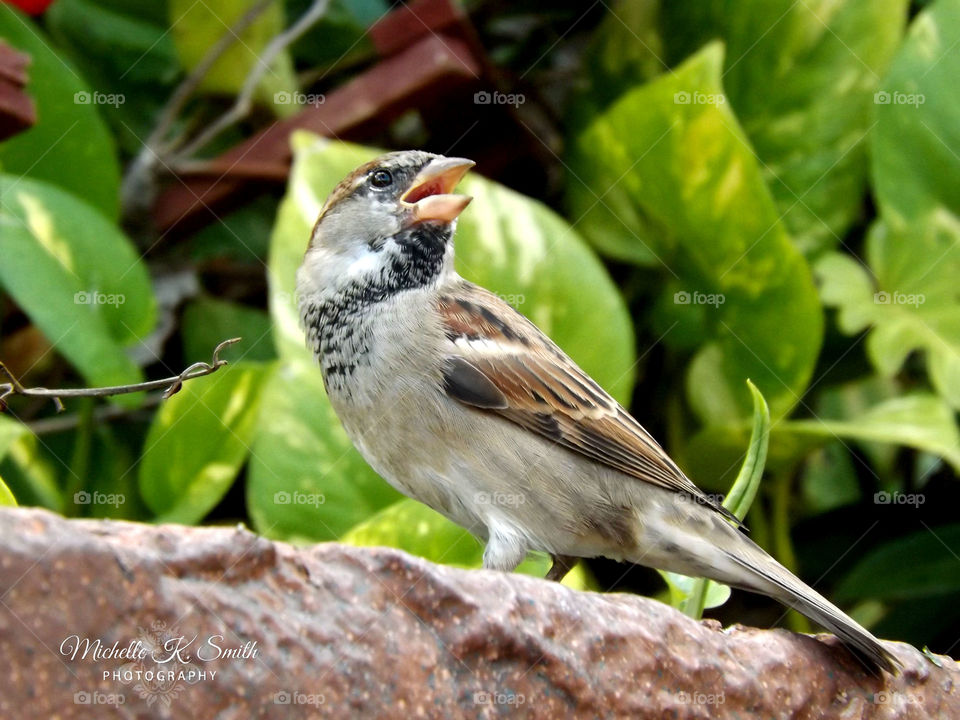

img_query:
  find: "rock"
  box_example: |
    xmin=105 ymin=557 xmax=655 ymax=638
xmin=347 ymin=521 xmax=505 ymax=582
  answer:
xmin=0 ymin=507 xmax=955 ymax=719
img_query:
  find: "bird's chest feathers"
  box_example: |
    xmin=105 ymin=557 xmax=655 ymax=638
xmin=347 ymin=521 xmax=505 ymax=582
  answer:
xmin=303 ymin=288 xmax=434 ymax=407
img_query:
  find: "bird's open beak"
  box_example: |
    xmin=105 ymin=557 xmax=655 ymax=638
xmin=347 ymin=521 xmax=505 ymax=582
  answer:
xmin=401 ymin=157 xmax=474 ymax=224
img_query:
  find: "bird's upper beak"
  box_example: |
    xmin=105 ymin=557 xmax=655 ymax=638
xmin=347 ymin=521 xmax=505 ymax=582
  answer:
xmin=400 ymin=157 xmax=474 ymax=225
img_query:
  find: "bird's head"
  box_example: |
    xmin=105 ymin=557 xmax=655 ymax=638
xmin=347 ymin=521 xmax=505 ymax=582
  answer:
xmin=299 ymin=150 xmax=474 ymax=299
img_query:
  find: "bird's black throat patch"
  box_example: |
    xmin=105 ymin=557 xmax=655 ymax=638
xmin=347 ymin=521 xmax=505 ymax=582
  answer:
xmin=386 ymin=223 xmax=449 ymax=290
xmin=302 ymin=222 xmax=452 ymax=394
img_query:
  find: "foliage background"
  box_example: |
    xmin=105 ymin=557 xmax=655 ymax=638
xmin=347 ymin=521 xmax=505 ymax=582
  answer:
xmin=1 ymin=0 xmax=958 ymax=653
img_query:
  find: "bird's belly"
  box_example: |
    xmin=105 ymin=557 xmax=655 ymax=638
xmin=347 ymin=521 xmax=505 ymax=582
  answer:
xmin=329 ymin=382 xmax=488 ymax=535
xmin=334 ymin=385 xmax=646 ymax=559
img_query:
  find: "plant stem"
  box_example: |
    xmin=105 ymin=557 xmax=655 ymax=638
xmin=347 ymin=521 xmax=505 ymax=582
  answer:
xmin=772 ymin=469 xmax=811 ymax=633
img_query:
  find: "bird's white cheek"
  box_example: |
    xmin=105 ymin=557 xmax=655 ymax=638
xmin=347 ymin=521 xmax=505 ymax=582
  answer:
xmin=344 ymin=245 xmax=388 ymax=279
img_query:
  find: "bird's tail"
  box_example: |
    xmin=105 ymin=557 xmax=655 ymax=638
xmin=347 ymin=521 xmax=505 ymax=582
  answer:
xmin=718 ymin=537 xmax=901 ymax=674
xmin=641 ymin=506 xmax=901 ymax=674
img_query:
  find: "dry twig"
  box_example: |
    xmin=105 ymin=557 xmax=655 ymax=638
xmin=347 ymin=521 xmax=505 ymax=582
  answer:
xmin=0 ymin=338 xmax=241 ymax=413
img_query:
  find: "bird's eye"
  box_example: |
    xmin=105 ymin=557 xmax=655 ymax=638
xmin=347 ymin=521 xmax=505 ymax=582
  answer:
xmin=370 ymin=169 xmax=393 ymax=189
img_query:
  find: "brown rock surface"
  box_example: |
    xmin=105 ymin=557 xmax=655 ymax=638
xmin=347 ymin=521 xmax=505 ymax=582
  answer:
xmin=0 ymin=507 xmax=955 ymax=719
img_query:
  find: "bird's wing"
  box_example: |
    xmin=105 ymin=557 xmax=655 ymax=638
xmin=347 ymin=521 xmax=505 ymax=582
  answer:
xmin=436 ymin=282 xmax=738 ymax=525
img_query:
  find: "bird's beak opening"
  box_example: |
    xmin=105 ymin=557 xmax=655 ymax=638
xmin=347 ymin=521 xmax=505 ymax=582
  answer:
xmin=401 ymin=157 xmax=474 ymax=225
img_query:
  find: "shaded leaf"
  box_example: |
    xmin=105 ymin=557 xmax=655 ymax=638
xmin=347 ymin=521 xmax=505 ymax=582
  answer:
xmin=0 ymin=175 xmax=155 ymax=393
xmin=139 ymin=363 xmax=267 ymax=524
xmin=288 ymin=0 xmax=387 ymax=68
xmin=182 ymin=297 xmax=276 ymax=365
xmin=568 ymin=43 xmax=823 ymax=422
xmin=782 ymin=393 xmax=960 ymax=474
xmin=0 ymin=433 xmax=62 ymax=511
xmin=835 ymin=524 xmax=960 ymax=601
xmin=800 ymin=442 xmax=862 ymax=515
xmin=45 ymin=0 xmax=181 ymax=154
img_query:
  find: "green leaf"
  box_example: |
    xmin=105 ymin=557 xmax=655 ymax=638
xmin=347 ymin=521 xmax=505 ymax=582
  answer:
xmin=187 ymin=196 xmax=277 ymax=263
xmin=0 ymin=414 xmax=27 ymax=463
xmin=722 ymin=381 xmax=770 ymax=519
xmin=661 ymin=573 xmax=731 ymax=613
xmin=0 ymin=433 xmax=62 ymax=511
xmin=247 ymin=356 xmax=401 ymax=542
xmin=687 ymin=388 xmax=960 ymax=491
xmin=664 ymin=380 xmax=769 ymax=618
xmin=800 ymin=442 xmax=862 ymax=515
xmin=45 ymin=0 xmax=181 ymax=155
xmin=835 ymin=524 xmax=960 ymax=602
xmin=871 ymin=0 xmax=960 ymax=224
xmin=781 ymin=393 xmax=960 ymax=474
xmin=659 ymin=0 xmax=908 ymax=256
xmin=818 ymin=0 xmax=960 ymax=408
xmin=0 ymin=4 xmax=121 ymax=219
xmin=0 ymin=474 xmax=15 ymax=506
xmin=139 ymin=363 xmax=267 ymax=524
xmin=169 ymin=0 xmax=298 ymax=114
xmin=568 ymin=43 xmax=823 ymax=421
xmin=342 ymin=498 xmax=594 ymax=590
xmin=0 ymin=175 xmax=156 ymax=393
xmin=181 ymin=297 xmax=276 ymax=365
xmin=816 ymin=215 xmax=960 ymax=408
xmin=0 ymin=416 xmax=25 ymax=507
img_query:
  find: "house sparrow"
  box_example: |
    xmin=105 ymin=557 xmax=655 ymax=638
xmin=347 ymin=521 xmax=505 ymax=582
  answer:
xmin=297 ymin=150 xmax=899 ymax=674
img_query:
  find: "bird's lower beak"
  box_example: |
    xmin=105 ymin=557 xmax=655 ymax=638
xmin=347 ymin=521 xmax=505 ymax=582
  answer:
xmin=401 ymin=157 xmax=475 ymax=224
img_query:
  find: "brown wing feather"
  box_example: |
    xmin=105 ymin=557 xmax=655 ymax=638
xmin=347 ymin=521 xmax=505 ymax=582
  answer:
xmin=437 ymin=283 xmax=739 ymax=525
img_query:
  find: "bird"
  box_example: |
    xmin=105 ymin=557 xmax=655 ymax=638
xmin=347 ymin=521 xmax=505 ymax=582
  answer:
xmin=296 ymin=149 xmax=900 ymax=674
